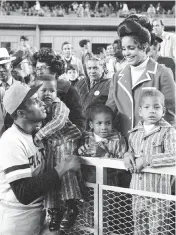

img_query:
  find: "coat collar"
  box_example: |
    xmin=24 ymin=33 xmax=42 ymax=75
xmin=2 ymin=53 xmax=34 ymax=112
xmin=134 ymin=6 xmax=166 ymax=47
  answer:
xmin=129 ymin=118 xmax=172 ymax=135
xmin=118 ymin=58 xmax=158 ymax=91
xmin=0 ymin=76 xmax=14 ymax=87
xmin=84 ymin=130 xmax=120 ymax=143
xmin=85 ymin=73 xmax=107 ymax=89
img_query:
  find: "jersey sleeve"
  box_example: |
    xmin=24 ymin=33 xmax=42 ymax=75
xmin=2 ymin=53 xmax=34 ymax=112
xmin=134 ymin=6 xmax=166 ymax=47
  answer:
xmin=0 ymin=139 xmax=32 ymax=183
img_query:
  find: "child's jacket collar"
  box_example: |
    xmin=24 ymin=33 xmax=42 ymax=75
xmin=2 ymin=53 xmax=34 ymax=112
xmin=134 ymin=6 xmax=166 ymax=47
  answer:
xmin=129 ymin=118 xmax=172 ymax=134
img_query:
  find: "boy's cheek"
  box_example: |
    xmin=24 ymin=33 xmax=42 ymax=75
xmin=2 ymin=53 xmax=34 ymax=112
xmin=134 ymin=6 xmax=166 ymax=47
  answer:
xmin=67 ymin=74 xmax=76 ymax=81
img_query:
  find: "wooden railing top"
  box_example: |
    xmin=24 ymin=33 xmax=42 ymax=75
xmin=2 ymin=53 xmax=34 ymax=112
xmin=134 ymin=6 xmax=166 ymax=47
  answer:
xmin=81 ymin=157 xmax=176 ymax=176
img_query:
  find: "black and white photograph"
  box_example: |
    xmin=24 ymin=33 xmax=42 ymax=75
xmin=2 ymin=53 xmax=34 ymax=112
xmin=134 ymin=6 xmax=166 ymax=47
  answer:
xmin=0 ymin=0 xmax=175 ymax=234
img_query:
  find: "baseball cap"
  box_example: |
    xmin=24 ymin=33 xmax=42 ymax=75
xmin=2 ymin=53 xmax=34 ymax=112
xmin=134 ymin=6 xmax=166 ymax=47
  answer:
xmin=3 ymin=82 xmax=42 ymax=115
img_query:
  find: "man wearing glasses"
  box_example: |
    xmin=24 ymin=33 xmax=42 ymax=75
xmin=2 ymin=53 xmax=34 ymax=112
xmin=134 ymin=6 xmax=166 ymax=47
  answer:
xmin=0 ymin=48 xmax=16 ymax=136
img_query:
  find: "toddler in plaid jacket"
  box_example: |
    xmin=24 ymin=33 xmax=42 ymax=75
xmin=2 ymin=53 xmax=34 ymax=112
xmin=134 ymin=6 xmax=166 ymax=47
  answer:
xmin=34 ymin=74 xmax=83 ymax=232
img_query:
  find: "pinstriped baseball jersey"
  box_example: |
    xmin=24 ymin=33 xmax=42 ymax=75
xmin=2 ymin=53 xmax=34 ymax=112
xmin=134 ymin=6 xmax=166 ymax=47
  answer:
xmin=0 ymin=124 xmax=46 ymax=208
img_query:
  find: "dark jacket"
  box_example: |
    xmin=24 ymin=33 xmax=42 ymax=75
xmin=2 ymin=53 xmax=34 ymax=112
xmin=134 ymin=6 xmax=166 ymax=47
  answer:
xmin=106 ymin=58 xmax=176 ymax=139
xmin=57 ymin=79 xmax=85 ymax=131
xmin=75 ymin=75 xmax=110 ymax=117
xmin=157 ymin=56 xmax=175 ymax=81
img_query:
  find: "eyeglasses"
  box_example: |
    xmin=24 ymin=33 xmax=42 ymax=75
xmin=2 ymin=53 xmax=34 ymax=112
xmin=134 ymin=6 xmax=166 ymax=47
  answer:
xmin=35 ymin=65 xmax=50 ymax=72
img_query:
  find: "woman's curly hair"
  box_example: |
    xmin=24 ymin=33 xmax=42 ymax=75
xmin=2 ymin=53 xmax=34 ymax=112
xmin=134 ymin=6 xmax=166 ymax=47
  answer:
xmin=126 ymin=14 xmax=153 ymax=33
xmin=33 ymin=48 xmax=65 ymax=76
xmin=117 ymin=19 xmax=151 ymax=48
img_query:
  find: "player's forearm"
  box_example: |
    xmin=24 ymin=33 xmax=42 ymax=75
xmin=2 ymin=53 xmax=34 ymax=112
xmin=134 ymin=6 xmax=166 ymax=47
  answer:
xmin=10 ymin=169 xmax=60 ymax=205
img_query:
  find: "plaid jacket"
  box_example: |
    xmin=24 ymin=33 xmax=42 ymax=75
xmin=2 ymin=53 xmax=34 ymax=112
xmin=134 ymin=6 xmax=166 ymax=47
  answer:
xmin=78 ymin=130 xmax=127 ymax=159
xmin=35 ymin=97 xmax=81 ymax=142
xmin=127 ymin=118 xmax=176 ymax=194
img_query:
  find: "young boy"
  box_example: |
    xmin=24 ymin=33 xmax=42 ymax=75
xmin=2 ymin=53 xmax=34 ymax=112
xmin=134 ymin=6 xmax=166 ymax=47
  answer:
xmin=34 ymin=74 xmax=83 ymax=232
xmin=78 ymin=103 xmax=127 ymax=185
xmin=124 ymin=88 xmax=176 ymax=235
xmin=78 ymin=104 xmax=127 ymax=229
xmin=63 ymin=64 xmax=85 ymax=90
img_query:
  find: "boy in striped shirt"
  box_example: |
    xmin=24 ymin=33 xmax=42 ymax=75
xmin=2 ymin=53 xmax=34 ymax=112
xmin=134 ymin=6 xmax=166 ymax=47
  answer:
xmin=124 ymin=88 xmax=176 ymax=235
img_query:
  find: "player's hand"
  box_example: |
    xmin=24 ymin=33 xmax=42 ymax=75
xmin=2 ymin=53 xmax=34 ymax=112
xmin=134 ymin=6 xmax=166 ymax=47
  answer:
xmin=55 ymin=155 xmax=80 ymax=177
xmin=124 ymin=152 xmax=136 ymax=173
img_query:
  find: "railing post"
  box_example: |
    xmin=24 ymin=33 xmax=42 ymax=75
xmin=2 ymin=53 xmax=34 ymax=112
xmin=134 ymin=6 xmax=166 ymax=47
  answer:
xmin=36 ymin=24 xmax=40 ymax=50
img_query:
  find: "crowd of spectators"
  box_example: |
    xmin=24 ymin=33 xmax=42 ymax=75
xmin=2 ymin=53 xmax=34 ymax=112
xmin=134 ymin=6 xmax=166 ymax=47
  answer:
xmin=0 ymin=1 xmax=175 ymax=18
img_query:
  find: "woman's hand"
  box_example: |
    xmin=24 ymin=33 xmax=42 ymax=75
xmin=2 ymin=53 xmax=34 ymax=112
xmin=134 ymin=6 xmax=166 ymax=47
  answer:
xmin=124 ymin=152 xmax=136 ymax=173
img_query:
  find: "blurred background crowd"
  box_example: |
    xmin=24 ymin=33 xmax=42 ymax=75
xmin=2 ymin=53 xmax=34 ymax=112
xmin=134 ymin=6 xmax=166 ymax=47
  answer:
xmin=0 ymin=0 xmax=175 ymax=18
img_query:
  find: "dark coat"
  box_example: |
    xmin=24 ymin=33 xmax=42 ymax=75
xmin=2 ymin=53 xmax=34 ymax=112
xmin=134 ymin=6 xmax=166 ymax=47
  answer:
xmin=57 ymin=79 xmax=85 ymax=131
xmin=157 ymin=56 xmax=175 ymax=81
xmin=106 ymin=58 xmax=176 ymax=139
xmin=75 ymin=75 xmax=110 ymax=117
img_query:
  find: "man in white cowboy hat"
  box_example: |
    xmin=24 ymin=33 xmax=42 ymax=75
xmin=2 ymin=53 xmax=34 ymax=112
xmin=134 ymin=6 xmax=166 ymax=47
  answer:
xmin=0 ymin=47 xmax=16 ymax=136
xmin=0 ymin=81 xmax=80 ymax=234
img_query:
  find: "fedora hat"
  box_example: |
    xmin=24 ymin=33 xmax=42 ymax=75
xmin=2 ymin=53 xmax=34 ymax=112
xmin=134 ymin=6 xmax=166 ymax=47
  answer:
xmin=0 ymin=48 xmax=16 ymax=65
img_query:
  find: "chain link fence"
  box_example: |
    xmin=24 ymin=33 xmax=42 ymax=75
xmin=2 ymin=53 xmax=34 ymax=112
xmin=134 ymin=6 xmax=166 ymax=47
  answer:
xmin=43 ymin=158 xmax=176 ymax=235
xmin=100 ymin=185 xmax=176 ymax=235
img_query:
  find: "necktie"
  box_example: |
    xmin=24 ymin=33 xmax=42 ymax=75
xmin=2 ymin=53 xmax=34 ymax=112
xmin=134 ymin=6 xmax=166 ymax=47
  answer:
xmin=0 ymin=87 xmax=6 ymax=136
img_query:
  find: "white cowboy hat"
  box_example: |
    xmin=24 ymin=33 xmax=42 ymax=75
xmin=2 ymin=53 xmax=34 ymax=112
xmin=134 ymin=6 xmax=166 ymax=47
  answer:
xmin=0 ymin=48 xmax=16 ymax=65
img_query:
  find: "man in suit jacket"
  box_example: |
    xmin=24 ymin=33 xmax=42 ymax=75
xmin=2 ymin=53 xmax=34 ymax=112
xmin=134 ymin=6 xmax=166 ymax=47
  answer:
xmin=75 ymin=58 xmax=110 ymax=128
xmin=148 ymin=33 xmax=175 ymax=81
xmin=152 ymin=18 xmax=176 ymax=61
xmin=0 ymin=48 xmax=17 ymax=136
xmin=61 ymin=41 xmax=85 ymax=77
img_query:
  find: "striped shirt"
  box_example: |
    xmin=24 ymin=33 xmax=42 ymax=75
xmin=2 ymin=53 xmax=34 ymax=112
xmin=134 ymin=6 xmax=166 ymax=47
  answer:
xmin=128 ymin=119 xmax=176 ymax=194
xmin=78 ymin=130 xmax=127 ymax=158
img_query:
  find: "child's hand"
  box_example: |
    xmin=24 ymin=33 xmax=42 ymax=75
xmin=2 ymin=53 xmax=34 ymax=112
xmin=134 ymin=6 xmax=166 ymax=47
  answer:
xmin=104 ymin=153 xmax=114 ymax=158
xmin=124 ymin=152 xmax=136 ymax=173
xmin=135 ymin=157 xmax=144 ymax=173
xmin=104 ymin=153 xmax=110 ymax=158
xmin=78 ymin=144 xmax=90 ymax=155
xmin=33 ymin=136 xmax=43 ymax=147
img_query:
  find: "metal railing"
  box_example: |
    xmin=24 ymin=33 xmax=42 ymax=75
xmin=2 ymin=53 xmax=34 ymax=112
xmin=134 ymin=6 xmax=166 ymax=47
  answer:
xmin=60 ymin=157 xmax=176 ymax=235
